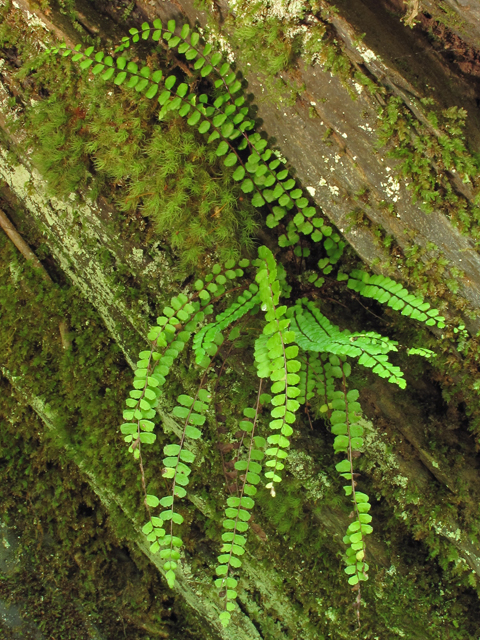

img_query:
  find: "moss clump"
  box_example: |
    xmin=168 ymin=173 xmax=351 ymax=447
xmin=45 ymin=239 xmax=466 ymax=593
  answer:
xmin=1 ymin=2 xmax=258 ymax=271
xmin=377 ymin=96 xmax=480 ymax=240
xmin=0 ymin=383 xmax=211 ymax=640
xmin=23 ymin=80 xmax=258 ymax=269
xmin=24 ymin=82 xmax=259 ymax=268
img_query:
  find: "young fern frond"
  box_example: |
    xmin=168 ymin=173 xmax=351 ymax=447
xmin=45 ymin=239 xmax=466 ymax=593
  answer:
xmin=292 ymin=299 xmax=407 ymax=387
xmin=298 ymin=352 xmax=334 ymax=430
xmin=297 ymin=352 xmax=315 ymax=428
xmin=255 ymin=246 xmax=301 ymax=492
xmin=407 ymin=346 xmax=436 ymax=358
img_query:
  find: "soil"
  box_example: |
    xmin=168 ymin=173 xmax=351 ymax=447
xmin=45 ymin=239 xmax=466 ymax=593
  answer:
xmin=383 ymin=0 xmax=480 ymax=79
xmin=333 ymin=0 xmax=480 ymax=147
xmin=419 ymin=12 xmax=480 ymax=78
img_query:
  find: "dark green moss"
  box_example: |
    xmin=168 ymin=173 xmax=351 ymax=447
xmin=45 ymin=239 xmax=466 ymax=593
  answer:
xmin=0 ymin=384 xmax=209 ymax=640
xmin=377 ymin=96 xmax=480 ymax=242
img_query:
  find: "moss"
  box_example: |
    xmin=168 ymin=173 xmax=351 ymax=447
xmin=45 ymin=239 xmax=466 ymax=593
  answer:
xmin=0 ymin=382 xmax=209 ymax=640
xmin=199 ymin=0 xmax=355 ymax=107
xmin=377 ymin=96 xmax=480 ymax=243
xmin=434 ymin=2 xmax=467 ymax=34
xmin=22 ymin=84 xmax=258 ymax=270
xmin=1 ymin=3 xmax=258 ymax=272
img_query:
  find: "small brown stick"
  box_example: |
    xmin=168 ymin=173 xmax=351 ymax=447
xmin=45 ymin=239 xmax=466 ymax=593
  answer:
xmin=0 ymin=208 xmax=71 ymax=349
xmin=59 ymin=320 xmax=72 ymax=350
xmin=0 ymin=208 xmax=51 ymax=281
xmin=403 ymin=0 xmax=420 ymax=27
xmin=125 ymin=192 xmax=154 ymax=202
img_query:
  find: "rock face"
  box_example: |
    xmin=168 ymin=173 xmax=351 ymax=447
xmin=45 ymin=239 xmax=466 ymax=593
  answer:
xmin=419 ymin=0 xmax=480 ymax=50
xmin=2 ymin=0 xmax=480 ymax=638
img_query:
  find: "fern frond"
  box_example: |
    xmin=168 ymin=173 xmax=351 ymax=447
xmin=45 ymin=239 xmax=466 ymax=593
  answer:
xmin=297 ymin=352 xmax=315 ymax=406
xmin=407 ymin=346 xmax=436 ymax=358
xmin=347 ymin=269 xmax=446 ymax=328
xmin=152 ymin=385 xmax=212 ymax=588
xmin=121 ymin=296 xmax=197 ymax=454
xmin=215 ymin=392 xmax=265 ymax=628
xmin=39 ymin=16 xmax=457 ymax=628
xmin=291 ymin=300 xmax=406 ymax=387
xmin=255 ymin=246 xmax=301 ymax=491
xmin=193 ymin=289 xmax=260 ymax=366
xmin=298 ymin=352 xmax=332 ymax=412
xmin=329 ymin=364 xmax=372 ymax=626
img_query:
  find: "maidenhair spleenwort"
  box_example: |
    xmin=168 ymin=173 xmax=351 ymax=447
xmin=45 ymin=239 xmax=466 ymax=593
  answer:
xmin=43 ymin=21 xmax=450 ymax=628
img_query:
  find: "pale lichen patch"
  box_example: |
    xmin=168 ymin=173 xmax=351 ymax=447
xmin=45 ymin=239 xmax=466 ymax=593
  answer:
xmin=287 ymin=449 xmax=330 ymax=502
xmin=381 ymin=175 xmax=401 ymax=203
xmin=357 ymin=46 xmax=378 ymax=64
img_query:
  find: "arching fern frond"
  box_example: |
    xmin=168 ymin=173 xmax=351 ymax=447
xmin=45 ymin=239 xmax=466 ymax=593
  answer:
xmin=44 ymin=26 xmax=345 ymax=274
xmin=291 ymin=299 xmax=406 ymax=387
xmin=193 ymin=288 xmax=260 ymax=366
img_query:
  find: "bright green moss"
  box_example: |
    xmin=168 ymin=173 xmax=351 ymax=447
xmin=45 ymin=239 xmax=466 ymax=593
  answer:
xmin=20 ymin=76 xmax=258 ymax=269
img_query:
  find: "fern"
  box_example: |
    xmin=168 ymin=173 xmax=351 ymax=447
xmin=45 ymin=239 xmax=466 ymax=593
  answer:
xmin=193 ymin=287 xmax=260 ymax=366
xmin=347 ymin=269 xmax=446 ymax=328
xmin=330 ymin=365 xmax=372 ymax=599
xmin=255 ymin=246 xmax=302 ymax=491
xmin=292 ymin=299 xmax=409 ymax=387
xmin=157 ymin=384 xmax=212 ymax=588
xmin=38 ymin=21 xmax=455 ymax=629
xmin=215 ymin=389 xmax=265 ymax=627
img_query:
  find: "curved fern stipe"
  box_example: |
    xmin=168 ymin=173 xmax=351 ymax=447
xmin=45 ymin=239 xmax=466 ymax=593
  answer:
xmin=40 ymin=23 xmax=455 ymax=629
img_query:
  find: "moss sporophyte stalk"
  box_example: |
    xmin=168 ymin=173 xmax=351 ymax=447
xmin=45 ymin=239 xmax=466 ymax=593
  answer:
xmin=26 ymin=17 xmax=470 ymax=629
